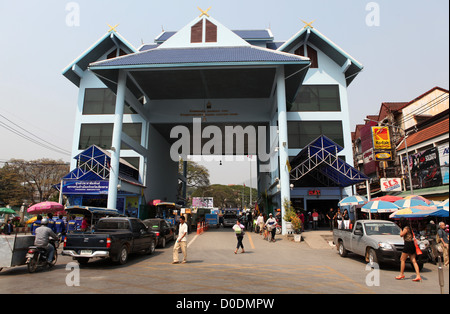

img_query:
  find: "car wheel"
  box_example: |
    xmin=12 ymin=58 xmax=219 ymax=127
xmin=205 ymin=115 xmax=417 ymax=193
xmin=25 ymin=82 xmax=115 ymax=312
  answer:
xmin=117 ymin=245 xmax=129 ymax=265
xmin=367 ymin=248 xmax=378 ymax=268
xmin=161 ymin=237 xmax=166 ymax=248
xmin=338 ymin=240 xmax=348 ymax=257
xmin=146 ymin=239 xmax=156 ymax=255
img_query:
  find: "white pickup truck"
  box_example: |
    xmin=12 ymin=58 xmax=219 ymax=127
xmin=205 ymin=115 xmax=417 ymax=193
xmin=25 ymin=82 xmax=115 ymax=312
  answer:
xmin=333 ymin=220 xmax=427 ymax=269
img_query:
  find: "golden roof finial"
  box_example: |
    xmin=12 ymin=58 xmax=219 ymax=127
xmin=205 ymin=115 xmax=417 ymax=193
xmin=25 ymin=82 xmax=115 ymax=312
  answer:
xmin=197 ymin=6 xmax=211 ymax=18
xmin=301 ymin=20 xmax=315 ymax=29
xmin=107 ymin=24 xmax=119 ymax=33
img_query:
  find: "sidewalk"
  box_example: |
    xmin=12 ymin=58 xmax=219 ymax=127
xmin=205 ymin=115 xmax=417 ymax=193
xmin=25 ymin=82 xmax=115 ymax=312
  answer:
xmin=300 ymin=229 xmax=336 ymax=250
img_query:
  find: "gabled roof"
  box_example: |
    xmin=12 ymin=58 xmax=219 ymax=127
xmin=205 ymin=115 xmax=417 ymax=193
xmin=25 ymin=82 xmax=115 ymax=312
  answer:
xmin=397 ymin=118 xmax=449 ymax=151
xmin=278 ymin=26 xmax=363 ymax=86
xmin=399 ymin=86 xmax=449 ymax=110
xmin=89 ymin=45 xmax=309 ymax=69
xmin=62 ymin=30 xmax=137 ymax=86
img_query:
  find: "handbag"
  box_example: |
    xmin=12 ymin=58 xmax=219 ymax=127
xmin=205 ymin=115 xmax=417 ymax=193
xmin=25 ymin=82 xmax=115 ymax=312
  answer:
xmin=412 ymin=231 xmax=422 ymax=255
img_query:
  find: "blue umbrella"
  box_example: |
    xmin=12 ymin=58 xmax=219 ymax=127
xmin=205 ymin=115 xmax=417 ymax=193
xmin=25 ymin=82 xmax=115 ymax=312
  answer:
xmin=338 ymin=195 xmax=367 ymax=206
xmin=394 ymin=198 xmax=429 ymax=208
xmin=361 ymin=201 xmax=400 ymax=213
xmin=438 ymin=198 xmax=449 ymax=211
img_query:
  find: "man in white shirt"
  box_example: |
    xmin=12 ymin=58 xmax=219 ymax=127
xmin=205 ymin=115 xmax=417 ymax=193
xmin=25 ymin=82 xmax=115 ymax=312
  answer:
xmin=173 ymin=216 xmax=188 ymax=264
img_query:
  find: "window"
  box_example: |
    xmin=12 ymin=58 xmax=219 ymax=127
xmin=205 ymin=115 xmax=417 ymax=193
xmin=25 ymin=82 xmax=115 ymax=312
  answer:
xmin=82 ymin=88 xmax=137 ymax=115
xmin=294 ymin=45 xmax=318 ymax=68
xmin=289 ymin=85 xmax=341 ymax=112
xmin=79 ymin=123 xmax=142 ymax=150
xmin=288 ymin=121 xmax=344 ymax=148
xmin=190 ymin=19 xmax=217 ymax=43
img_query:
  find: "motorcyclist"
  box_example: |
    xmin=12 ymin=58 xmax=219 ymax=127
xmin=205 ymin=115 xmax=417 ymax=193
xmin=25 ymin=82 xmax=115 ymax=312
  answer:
xmin=34 ymin=218 xmax=58 ymax=264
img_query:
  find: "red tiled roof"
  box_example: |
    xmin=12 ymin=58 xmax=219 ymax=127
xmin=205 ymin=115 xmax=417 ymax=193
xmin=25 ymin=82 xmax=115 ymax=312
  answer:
xmin=397 ymin=118 xmax=449 ymax=151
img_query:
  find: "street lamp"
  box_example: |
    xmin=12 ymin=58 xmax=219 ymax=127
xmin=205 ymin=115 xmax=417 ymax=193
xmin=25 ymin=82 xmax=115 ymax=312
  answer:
xmin=364 ymin=118 xmax=414 ymax=195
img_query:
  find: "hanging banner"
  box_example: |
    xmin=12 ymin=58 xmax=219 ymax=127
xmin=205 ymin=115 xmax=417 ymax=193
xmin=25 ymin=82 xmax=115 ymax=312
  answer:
xmin=62 ymin=180 xmax=109 ymax=195
xmin=380 ymin=178 xmax=402 ymax=192
xmin=372 ymin=126 xmax=391 ymax=150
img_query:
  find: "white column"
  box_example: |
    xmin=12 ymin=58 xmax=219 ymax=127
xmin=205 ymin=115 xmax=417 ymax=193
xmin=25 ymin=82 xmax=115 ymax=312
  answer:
xmin=276 ymin=66 xmax=290 ymax=235
xmin=107 ymin=70 xmax=127 ymax=209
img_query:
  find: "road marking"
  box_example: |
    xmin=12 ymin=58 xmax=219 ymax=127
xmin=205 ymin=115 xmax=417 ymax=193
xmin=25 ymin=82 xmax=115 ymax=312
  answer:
xmin=187 ymin=234 xmax=199 ymax=248
xmin=247 ymin=232 xmax=255 ymax=249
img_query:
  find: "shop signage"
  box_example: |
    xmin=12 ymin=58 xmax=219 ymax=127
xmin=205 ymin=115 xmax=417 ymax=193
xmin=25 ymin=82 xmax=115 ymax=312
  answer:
xmin=380 ymin=178 xmax=402 ymax=192
xmin=308 ymin=189 xmax=321 ymax=196
xmin=374 ymin=151 xmax=392 ymax=161
xmin=62 ymin=180 xmax=109 ymax=194
xmin=371 ymin=126 xmax=391 ymax=150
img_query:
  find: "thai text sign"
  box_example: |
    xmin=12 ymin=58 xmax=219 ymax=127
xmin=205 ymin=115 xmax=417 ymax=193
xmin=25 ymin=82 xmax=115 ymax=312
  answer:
xmin=371 ymin=126 xmax=391 ymax=150
xmin=62 ymin=180 xmax=109 ymax=194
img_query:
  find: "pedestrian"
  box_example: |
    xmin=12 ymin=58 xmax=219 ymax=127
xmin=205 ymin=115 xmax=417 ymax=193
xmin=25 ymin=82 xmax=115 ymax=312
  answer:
xmin=256 ymin=213 xmax=264 ymax=234
xmin=172 ymin=215 xmax=188 ymax=264
xmin=67 ymin=215 xmax=78 ymax=233
xmin=437 ymin=222 xmax=449 ymax=266
xmin=396 ymin=224 xmax=422 ymax=282
xmin=299 ymin=211 xmax=305 ymax=232
xmin=343 ymin=209 xmax=350 ymax=229
xmin=326 ymin=208 xmax=335 ymax=231
xmin=31 ymin=215 xmax=43 ymax=235
xmin=232 ymin=219 xmax=245 ymax=254
xmin=312 ymin=209 xmax=319 ymax=230
xmin=3 ymin=220 xmax=14 ymax=235
xmin=336 ymin=209 xmax=343 ymax=230
xmin=265 ymin=213 xmax=277 ymax=242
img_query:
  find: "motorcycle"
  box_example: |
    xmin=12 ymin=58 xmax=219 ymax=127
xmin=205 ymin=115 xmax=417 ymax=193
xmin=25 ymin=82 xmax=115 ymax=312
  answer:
xmin=25 ymin=237 xmax=60 ymax=273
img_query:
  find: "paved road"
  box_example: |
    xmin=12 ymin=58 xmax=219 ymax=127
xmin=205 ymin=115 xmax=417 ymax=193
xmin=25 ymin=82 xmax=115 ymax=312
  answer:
xmin=0 ymin=228 xmax=448 ymax=294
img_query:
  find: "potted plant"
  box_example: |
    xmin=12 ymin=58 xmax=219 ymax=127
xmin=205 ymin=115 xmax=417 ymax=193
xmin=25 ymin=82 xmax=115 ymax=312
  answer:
xmin=282 ymin=198 xmax=297 ymax=234
xmin=291 ymin=216 xmax=302 ymax=242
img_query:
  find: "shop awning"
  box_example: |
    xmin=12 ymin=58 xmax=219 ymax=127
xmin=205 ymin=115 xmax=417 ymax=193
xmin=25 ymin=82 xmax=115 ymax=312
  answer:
xmin=290 ymin=135 xmax=369 ymax=187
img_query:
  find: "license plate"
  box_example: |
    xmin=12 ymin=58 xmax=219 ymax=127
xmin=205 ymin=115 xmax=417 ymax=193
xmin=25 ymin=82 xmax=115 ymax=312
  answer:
xmin=80 ymin=250 xmax=92 ymax=255
xmin=25 ymin=253 xmax=34 ymax=258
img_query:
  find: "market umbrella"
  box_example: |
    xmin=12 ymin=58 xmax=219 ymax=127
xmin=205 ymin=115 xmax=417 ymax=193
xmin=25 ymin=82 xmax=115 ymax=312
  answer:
xmin=438 ymin=198 xmax=449 ymax=211
xmin=0 ymin=207 xmax=16 ymax=214
xmin=394 ymin=198 xmax=429 ymax=208
xmin=27 ymin=201 xmax=64 ymax=214
xmin=390 ymin=205 xmax=438 ymax=219
xmin=25 ymin=216 xmax=37 ymax=224
xmin=361 ymin=201 xmax=400 ymax=213
xmin=404 ymin=195 xmax=432 ymax=205
xmin=338 ymin=195 xmax=367 ymax=206
xmin=372 ymin=195 xmax=404 ymax=203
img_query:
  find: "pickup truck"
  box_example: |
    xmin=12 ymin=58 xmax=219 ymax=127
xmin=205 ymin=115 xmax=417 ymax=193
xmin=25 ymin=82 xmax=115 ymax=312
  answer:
xmin=62 ymin=217 xmax=156 ymax=265
xmin=333 ymin=220 xmax=427 ymax=269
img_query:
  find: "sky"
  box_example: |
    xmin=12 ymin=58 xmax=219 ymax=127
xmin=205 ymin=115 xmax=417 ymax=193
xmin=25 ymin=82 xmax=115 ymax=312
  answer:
xmin=0 ymin=0 xmax=448 ymax=187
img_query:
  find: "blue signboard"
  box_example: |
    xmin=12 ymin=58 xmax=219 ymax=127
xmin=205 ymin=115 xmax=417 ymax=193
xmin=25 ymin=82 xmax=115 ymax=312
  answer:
xmin=62 ymin=180 xmax=109 ymax=195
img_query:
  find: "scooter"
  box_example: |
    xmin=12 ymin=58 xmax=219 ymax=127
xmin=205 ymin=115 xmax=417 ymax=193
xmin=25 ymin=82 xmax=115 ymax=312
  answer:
xmin=25 ymin=238 xmax=59 ymax=273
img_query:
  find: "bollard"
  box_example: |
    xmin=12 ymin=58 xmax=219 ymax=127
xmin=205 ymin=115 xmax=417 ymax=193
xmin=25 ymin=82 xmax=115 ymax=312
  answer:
xmin=438 ymin=256 xmax=444 ymax=294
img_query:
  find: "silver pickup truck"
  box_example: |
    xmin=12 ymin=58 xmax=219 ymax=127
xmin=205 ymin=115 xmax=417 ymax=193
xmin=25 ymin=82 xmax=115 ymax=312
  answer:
xmin=333 ymin=220 xmax=427 ymax=269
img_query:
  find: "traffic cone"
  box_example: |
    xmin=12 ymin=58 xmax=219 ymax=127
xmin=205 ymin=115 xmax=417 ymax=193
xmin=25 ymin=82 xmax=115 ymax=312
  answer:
xmin=197 ymin=222 xmax=200 ymax=235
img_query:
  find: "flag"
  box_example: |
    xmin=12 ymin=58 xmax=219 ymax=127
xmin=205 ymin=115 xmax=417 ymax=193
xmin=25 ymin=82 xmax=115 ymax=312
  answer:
xmin=286 ymin=159 xmax=292 ymax=172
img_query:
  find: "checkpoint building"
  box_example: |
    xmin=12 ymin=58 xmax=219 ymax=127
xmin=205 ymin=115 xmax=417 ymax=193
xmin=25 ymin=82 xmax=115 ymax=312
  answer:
xmin=62 ymin=10 xmax=367 ymax=230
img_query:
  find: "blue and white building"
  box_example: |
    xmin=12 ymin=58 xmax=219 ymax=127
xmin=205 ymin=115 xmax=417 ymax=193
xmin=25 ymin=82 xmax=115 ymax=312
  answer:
xmin=62 ymin=11 xmax=366 ymax=230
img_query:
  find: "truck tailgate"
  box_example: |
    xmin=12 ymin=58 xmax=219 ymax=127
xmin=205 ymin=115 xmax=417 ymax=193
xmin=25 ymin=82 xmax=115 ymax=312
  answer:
xmin=64 ymin=233 xmax=109 ymax=251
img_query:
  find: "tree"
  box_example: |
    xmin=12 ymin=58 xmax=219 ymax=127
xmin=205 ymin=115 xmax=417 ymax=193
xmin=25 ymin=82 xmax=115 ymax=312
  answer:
xmin=7 ymin=159 xmax=69 ymax=204
xmin=185 ymin=161 xmax=210 ymax=188
xmin=0 ymin=163 xmax=28 ymax=206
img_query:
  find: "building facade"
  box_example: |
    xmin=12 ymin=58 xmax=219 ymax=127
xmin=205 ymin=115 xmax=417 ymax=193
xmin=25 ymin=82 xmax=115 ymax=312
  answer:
xmin=62 ymin=12 xmax=364 ymax=227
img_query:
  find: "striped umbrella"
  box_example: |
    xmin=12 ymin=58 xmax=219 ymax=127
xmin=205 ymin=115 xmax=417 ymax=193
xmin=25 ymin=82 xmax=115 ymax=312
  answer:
xmin=390 ymin=205 xmax=438 ymax=219
xmin=438 ymin=198 xmax=449 ymax=211
xmin=404 ymin=195 xmax=432 ymax=205
xmin=361 ymin=201 xmax=400 ymax=213
xmin=338 ymin=195 xmax=367 ymax=206
xmin=394 ymin=198 xmax=429 ymax=208
xmin=372 ymin=195 xmax=404 ymax=203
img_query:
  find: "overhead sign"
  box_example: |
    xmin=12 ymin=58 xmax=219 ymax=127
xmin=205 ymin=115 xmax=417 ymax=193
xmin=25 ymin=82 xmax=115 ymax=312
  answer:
xmin=374 ymin=151 xmax=393 ymax=161
xmin=372 ymin=126 xmax=391 ymax=150
xmin=62 ymin=180 xmax=109 ymax=195
xmin=380 ymin=178 xmax=402 ymax=192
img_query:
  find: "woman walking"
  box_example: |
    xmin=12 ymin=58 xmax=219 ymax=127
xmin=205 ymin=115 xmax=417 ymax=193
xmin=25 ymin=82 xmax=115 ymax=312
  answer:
xmin=233 ymin=219 xmax=245 ymax=254
xmin=396 ymin=224 xmax=422 ymax=282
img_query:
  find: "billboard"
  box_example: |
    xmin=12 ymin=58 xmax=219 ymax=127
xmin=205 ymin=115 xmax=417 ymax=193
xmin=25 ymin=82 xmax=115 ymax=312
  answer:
xmin=403 ymin=147 xmax=442 ymax=189
xmin=438 ymin=144 xmax=449 ymax=184
xmin=192 ymin=197 xmax=214 ymax=208
xmin=371 ymin=126 xmax=392 ymax=150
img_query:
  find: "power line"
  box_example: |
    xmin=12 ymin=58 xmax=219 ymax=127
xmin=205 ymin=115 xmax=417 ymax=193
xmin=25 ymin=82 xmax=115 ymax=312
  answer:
xmin=0 ymin=118 xmax=71 ymax=156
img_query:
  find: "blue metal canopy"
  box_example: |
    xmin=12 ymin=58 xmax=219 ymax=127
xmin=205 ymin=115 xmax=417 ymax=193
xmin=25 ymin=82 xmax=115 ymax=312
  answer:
xmin=290 ymin=135 xmax=369 ymax=187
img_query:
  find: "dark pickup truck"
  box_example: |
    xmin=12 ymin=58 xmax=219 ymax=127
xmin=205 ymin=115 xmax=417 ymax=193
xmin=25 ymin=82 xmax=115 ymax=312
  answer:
xmin=62 ymin=217 xmax=156 ymax=265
